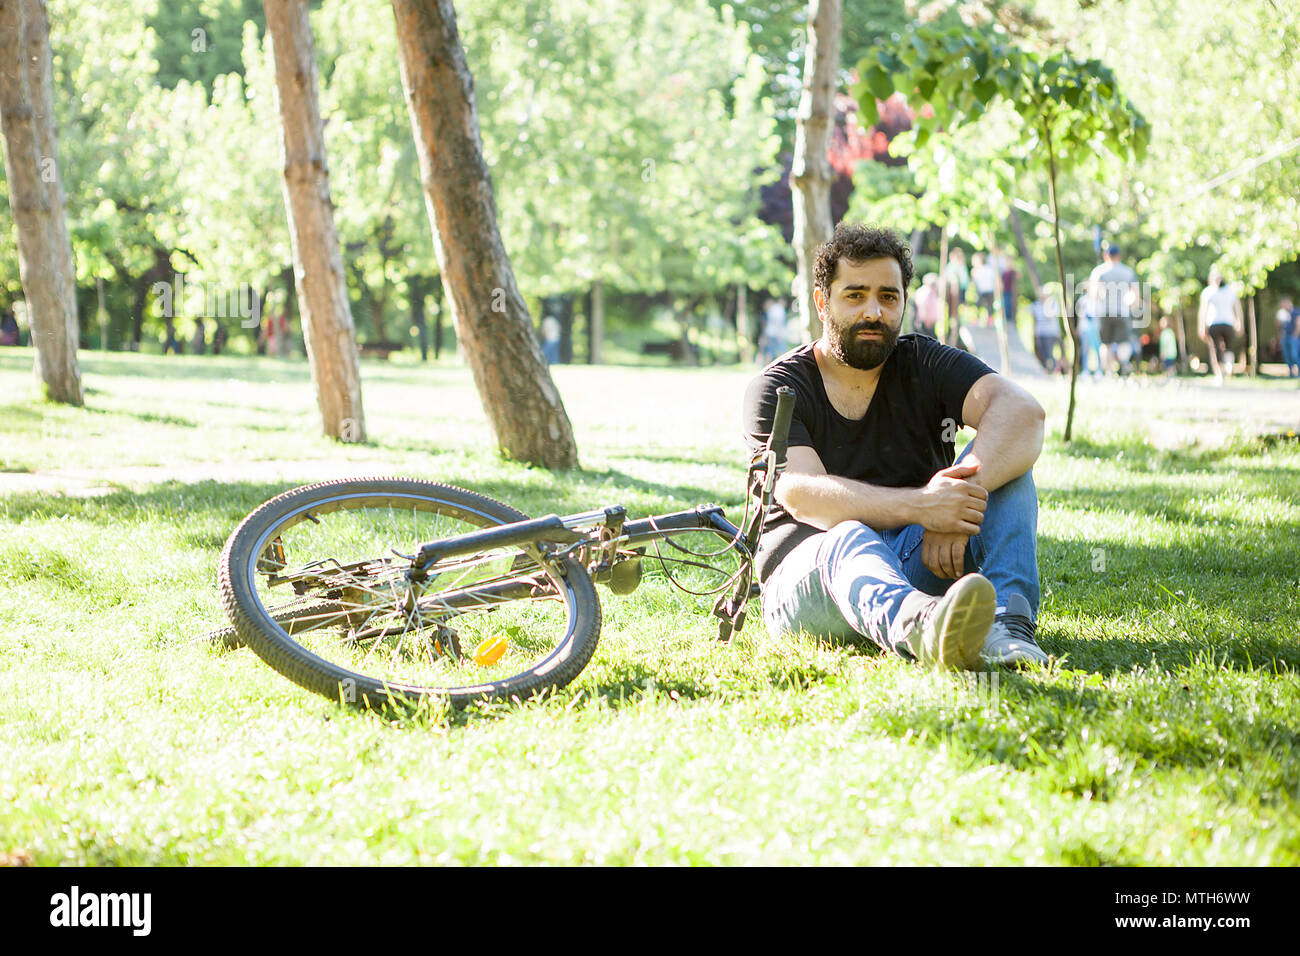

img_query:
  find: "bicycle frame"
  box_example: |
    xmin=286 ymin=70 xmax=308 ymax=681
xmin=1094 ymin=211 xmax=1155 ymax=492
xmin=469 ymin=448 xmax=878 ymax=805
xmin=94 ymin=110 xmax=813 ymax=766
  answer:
xmin=403 ymin=386 xmax=796 ymax=642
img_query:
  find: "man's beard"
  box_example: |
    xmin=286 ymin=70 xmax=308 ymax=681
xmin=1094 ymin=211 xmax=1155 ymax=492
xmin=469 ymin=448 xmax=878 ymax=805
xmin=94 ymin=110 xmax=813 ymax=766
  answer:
xmin=827 ymin=318 xmax=900 ymax=370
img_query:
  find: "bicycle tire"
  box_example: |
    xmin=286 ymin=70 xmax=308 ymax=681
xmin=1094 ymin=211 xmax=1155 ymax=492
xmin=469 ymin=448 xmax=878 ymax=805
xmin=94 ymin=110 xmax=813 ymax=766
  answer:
xmin=218 ymin=477 xmax=601 ymax=711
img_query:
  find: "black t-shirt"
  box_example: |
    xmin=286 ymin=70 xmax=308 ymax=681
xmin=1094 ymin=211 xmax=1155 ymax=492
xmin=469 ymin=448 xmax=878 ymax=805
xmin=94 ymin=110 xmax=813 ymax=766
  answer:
xmin=742 ymin=335 xmax=993 ymax=582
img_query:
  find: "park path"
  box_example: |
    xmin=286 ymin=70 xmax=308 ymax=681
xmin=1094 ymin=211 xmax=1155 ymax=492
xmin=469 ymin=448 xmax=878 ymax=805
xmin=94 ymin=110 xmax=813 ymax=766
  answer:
xmin=961 ymin=323 xmax=1048 ymax=379
xmin=963 ymin=321 xmax=1297 ymax=449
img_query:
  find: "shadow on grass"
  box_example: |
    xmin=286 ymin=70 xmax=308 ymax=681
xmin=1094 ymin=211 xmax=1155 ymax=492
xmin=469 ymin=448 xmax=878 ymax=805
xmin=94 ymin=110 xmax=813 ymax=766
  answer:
xmin=1054 ymin=432 xmax=1300 ymax=476
xmin=866 ymin=667 xmax=1300 ymax=790
xmin=76 ymin=355 xmax=317 ymax=385
xmin=80 ymin=405 xmax=200 ymax=428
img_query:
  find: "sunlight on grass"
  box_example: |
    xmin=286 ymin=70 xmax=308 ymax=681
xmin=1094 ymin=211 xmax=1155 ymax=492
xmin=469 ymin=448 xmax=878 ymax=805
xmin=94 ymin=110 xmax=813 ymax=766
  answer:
xmin=1 ymin=350 xmax=1298 ymax=864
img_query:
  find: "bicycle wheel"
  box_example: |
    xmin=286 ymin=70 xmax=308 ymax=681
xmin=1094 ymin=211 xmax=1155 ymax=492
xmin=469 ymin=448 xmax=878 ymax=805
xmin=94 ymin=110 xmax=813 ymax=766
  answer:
xmin=218 ymin=477 xmax=601 ymax=711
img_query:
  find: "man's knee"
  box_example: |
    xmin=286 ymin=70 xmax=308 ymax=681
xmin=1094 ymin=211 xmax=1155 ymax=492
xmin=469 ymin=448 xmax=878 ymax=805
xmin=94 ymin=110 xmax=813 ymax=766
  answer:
xmin=993 ymin=467 xmax=1037 ymax=501
xmin=822 ymin=519 xmax=885 ymax=555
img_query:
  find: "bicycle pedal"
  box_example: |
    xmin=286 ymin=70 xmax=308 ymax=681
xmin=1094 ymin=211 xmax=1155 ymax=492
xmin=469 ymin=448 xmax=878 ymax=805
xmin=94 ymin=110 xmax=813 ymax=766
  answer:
xmin=256 ymin=536 xmax=287 ymax=573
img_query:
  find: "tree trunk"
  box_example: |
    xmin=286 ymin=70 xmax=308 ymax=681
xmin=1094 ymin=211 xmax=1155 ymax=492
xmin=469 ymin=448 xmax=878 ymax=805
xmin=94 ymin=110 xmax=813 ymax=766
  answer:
xmin=1247 ymin=294 xmax=1257 ymax=376
xmin=1007 ymin=205 xmax=1042 ymax=294
xmin=431 ymin=276 xmax=444 ymax=358
xmin=938 ymin=227 xmax=955 ymax=345
xmin=391 ymin=0 xmax=578 ymax=469
xmin=789 ymin=0 xmax=840 ymax=344
xmin=409 ymin=273 xmax=428 ymax=361
xmin=589 ymin=280 xmax=604 ymax=365
xmin=991 ymin=238 xmax=1010 ymax=374
xmin=1045 ymin=125 xmax=1080 ymax=443
xmin=0 ymin=0 xmax=83 ymax=404
xmin=132 ymin=247 xmax=171 ymax=349
xmin=1175 ymin=304 xmax=1189 ymax=374
xmin=553 ymin=293 xmax=574 ymax=364
xmin=265 ymin=0 xmax=367 ymax=443
xmin=735 ymin=284 xmax=754 ymax=364
xmin=96 ymin=275 xmax=107 ymax=351
xmin=674 ymin=296 xmax=701 ymax=366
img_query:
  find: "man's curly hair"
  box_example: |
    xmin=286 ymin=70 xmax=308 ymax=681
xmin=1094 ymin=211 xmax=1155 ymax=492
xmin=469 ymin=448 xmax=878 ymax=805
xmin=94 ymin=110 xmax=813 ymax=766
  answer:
xmin=813 ymin=223 xmax=914 ymax=299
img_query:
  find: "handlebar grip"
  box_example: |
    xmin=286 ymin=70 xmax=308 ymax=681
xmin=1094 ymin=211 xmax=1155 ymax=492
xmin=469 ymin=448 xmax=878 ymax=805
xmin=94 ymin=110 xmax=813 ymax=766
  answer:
xmin=768 ymin=386 xmax=795 ymax=465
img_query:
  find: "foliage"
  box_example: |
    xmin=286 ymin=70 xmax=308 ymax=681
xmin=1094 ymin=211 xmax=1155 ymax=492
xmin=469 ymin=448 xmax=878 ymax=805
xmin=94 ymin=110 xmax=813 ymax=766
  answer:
xmin=148 ymin=0 xmax=265 ymax=95
xmin=161 ymin=24 xmax=291 ymax=302
xmin=1032 ymin=0 xmax=1300 ymax=293
xmin=854 ymin=28 xmax=1148 ymax=164
xmin=851 ymin=23 xmax=1147 ymax=439
xmin=460 ymin=0 xmax=788 ymax=297
xmin=847 ymin=105 xmax=1021 ymax=249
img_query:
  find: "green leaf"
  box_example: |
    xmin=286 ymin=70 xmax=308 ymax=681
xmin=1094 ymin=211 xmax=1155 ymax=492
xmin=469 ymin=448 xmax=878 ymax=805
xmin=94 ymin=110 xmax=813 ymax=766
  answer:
xmin=867 ymin=66 xmax=896 ymax=102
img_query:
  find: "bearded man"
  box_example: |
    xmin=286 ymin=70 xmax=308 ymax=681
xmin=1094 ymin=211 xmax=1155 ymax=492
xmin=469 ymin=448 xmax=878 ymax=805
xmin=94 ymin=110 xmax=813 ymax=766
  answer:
xmin=744 ymin=223 xmax=1049 ymax=669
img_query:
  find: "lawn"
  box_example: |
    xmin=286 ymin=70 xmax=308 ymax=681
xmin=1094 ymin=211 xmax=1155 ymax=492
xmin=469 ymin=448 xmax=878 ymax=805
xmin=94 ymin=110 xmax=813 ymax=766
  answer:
xmin=1 ymin=348 xmax=1298 ymax=865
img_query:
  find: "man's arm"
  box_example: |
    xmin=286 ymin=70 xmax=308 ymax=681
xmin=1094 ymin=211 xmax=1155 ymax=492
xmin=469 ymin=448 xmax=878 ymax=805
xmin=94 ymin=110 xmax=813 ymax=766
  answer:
xmin=775 ymin=446 xmax=988 ymax=536
xmin=921 ymin=372 xmax=1044 ymax=578
xmin=954 ymin=372 xmax=1045 ymax=492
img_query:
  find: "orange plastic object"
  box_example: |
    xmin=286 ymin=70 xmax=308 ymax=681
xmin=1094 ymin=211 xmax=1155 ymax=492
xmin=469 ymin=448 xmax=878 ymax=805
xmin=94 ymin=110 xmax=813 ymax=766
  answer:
xmin=473 ymin=636 xmax=508 ymax=666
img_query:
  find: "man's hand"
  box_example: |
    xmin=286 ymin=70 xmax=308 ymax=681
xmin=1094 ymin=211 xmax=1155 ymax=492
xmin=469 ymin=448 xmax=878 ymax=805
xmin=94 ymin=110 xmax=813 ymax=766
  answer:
xmin=922 ymin=530 xmax=970 ymax=579
xmin=915 ymin=462 xmax=988 ymax=534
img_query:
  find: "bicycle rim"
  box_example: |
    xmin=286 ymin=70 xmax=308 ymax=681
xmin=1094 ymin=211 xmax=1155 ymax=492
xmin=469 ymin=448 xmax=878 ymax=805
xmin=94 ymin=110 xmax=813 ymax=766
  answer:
xmin=219 ymin=479 xmax=600 ymax=710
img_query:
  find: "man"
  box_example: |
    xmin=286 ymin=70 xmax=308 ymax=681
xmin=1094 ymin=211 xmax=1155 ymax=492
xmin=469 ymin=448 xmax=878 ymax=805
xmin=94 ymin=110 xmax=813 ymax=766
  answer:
xmin=911 ymin=272 xmax=941 ymax=338
xmin=1000 ymin=259 xmax=1020 ymax=330
xmin=744 ymin=223 xmax=1048 ymax=670
xmin=1198 ymin=267 xmax=1243 ymax=384
xmin=1087 ymin=244 xmax=1141 ymax=375
xmin=970 ymin=252 xmax=998 ymax=326
xmin=1278 ymin=297 xmax=1299 ymax=379
xmin=760 ymin=297 xmax=790 ymax=364
xmin=1031 ymin=285 xmax=1062 ymax=373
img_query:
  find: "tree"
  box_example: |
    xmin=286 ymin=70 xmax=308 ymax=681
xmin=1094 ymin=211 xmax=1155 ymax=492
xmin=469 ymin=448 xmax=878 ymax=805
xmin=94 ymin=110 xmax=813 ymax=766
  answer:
xmin=457 ymin=0 xmax=786 ymax=351
xmin=790 ymin=0 xmax=840 ymax=342
xmin=45 ymin=0 xmax=198 ymax=351
xmin=847 ymin=109 xmax=1020 ymax=357
xmin=1036 ymin=0 xmax=1300 ymax=293
xmin=264 ymin=0 xmax=366 ymax=442
xmin=313 ymin=0 xmax=436 ymax=349
xmin=855 ymin=26 xmax=1147 ymax=441
xmin=0 ymin=0 xmax=83 ymax=404
xmin=390 ymin=0 xmax=578 ymax=469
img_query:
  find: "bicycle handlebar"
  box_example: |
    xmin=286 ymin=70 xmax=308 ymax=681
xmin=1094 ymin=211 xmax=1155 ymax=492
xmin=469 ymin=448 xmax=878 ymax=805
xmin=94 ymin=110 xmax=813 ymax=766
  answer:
xmin=768 ymin=386 xmax=795 ymax=466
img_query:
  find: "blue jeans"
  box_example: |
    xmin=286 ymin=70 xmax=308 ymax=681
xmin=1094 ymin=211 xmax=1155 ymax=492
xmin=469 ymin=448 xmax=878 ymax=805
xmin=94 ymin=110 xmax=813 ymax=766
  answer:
xmin=1282 ymin=334 xmax=1300 ymax=374
xmin=761 ymin=449 xmax=1039 ymax=657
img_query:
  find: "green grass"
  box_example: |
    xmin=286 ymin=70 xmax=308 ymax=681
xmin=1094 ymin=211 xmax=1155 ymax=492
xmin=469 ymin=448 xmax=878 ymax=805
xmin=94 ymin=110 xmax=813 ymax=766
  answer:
xmin=1 ymin=349 xmax=1298 ymax=865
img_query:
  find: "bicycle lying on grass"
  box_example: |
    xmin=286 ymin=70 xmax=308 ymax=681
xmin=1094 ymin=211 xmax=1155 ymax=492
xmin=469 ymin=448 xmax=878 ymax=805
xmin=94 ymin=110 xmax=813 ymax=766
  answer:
xmin=214 ymin=389 xmax=795 ymax=711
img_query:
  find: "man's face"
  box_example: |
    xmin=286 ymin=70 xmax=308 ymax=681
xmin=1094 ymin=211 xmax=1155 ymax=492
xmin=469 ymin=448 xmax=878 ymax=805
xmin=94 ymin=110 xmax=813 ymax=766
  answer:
xmin=815 ymin=256 xmax=906 ymax=371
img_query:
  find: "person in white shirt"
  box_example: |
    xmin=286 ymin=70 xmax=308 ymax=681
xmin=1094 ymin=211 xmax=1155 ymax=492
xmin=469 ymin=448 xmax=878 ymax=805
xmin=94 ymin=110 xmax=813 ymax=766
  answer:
xmin=971 ymin=253 xmax=998 ymax=326
xmin=1087 ymin=244 xmax=1141 ymax=376
xmin=1198 ymin=267 xmax=1243 ymax=384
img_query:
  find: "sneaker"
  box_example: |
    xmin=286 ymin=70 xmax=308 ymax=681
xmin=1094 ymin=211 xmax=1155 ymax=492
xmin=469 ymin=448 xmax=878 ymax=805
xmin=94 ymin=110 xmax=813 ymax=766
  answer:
xmin=981 ymin=594 xmax=1049 ymax=667
xmin=895 ymin=573 xmax=996 ymax=670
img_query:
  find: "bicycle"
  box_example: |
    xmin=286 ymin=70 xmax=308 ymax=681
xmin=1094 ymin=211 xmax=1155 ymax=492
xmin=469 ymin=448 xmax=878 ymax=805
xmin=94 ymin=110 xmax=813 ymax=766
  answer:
xmin=215 ymin=388 xmax=795 ymax=711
